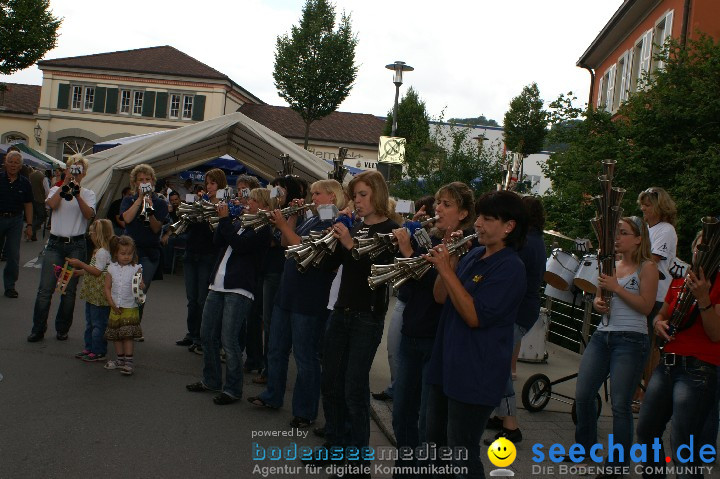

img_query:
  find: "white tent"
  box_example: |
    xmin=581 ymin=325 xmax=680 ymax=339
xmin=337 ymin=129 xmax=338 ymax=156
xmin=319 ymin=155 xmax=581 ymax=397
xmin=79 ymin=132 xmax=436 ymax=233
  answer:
xmin=83 ymin=112 xmax=332 ymax=216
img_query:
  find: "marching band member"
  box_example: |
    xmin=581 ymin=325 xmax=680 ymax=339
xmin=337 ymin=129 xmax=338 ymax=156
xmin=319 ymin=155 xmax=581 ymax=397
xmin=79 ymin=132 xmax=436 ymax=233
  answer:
xmin=424 ymin=190 xmax=528 ymax=478
xmin=637 ymin=232 xmax=720 ymax=479
xmin=249 ymin=180 xmax=347 ymax=429
xmin=576 ymin=216 xmax=658 ymax=475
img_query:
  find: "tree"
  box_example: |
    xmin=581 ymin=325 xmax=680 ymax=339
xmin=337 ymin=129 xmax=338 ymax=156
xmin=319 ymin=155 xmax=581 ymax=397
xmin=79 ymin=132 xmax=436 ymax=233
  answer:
xmin=503 ymin=83 xmax=548 ymax=157
xmin=382 ymin=87 xmax=431 ymax=178
xmin=448 ymin=115 xmax=500 ymax=127
xmin=273 ymin=0 xmax=358 ymax=149
xmin=0 ymin=0 xmax=61 ymax=76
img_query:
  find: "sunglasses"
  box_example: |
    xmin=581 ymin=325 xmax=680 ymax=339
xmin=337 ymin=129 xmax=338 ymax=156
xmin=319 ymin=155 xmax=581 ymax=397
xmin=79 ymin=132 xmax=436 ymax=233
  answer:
xmin=644 ymin=188 xmax=659 ymax=198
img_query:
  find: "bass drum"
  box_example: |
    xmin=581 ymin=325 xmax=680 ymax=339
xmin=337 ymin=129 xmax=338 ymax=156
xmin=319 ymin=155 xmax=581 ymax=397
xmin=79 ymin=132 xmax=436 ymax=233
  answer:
xmin=544 ymin=249 xmax=579 ymax=291
xmin=574 ymin=254 xmax=599 ymax=294
xmin=518 ymin=308 xmax=549 ymax=363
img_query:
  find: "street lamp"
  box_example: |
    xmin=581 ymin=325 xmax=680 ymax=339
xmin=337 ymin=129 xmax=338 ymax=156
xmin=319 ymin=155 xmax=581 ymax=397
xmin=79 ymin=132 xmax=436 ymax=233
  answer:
xmin=385 ymin=61 xmax=414 ymax=137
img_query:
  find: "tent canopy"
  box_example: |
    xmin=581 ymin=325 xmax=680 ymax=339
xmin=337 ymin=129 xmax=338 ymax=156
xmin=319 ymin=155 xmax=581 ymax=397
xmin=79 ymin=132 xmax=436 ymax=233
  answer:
xmin=1 ymin=143 xmax=51 ymax=170
xmin=83 ymin=112 xmax=333 ymax=216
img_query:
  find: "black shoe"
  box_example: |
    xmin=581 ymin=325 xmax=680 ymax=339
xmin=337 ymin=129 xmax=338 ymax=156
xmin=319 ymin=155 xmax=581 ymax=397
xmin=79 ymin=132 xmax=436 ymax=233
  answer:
xmin=186 ymin=381 xmax=218 ymax=392
xmin=4 ymin=289 xmax=18 ymax=298
xmin=56 ymin=333 xmax=68 ymax=341
xmin=313 ymin=426 xmax=325 ymax=438
xmin=290 ymin=416 xmax=314 ymax=428
xmin=371 ymin=391 xmax=392 ymax=401
xmin=176 ymin=338 xmax=193 ymax=346
xmin=189 ymin=344 xmax=203 ymax=355
xmin=213 ymin=392 xmax=238 ymax=405
xmin=484 ymin=427 xmax=522 ymax=445
xmin=27 ymin=332 xmax=44 ymax=342
xmin=486 ymin=415 xmax=504 ymax=431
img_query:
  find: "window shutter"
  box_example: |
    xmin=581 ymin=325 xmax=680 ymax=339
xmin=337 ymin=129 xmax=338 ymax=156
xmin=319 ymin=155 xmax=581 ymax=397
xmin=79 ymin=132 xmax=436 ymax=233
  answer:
xmin=596 ymin=76 xmax=604 ymax=109
xmin=155 ymin=92 xmax=168 ymax=118
xmin=606 ymin=65 xmax=616 ymax=112
xmin=640 ymin=30 xmax=653 ymax=77
xmin=618 ymin=54 xmax=628 ymax=103
xmin=57 ymin=83 xmax=70 ymax=109
xmin=664 ymin=11 xmax=673 ymax=41
xmin=92 ymin=87 xmax=107 ymax=113
xmin=191 ymin=95 xmax=206 ymax=121
xmin=624 ymin=50 xmax=634 ymax=99
xmin=105 ymin=88 xmax=119 ymax=114
xmin=142 ymin=91 xmax=156 ymax=117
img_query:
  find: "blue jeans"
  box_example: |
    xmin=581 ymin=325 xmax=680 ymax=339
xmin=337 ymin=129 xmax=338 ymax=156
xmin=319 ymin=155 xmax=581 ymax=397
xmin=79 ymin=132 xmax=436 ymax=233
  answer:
xmin=200 ymin=290 xmax=252 ymax=399
xmin=0 ymin=214 xmax=23 ymax=292
xmin=84 ymin=303 xmax=110 ymax=355
xmin=392 ymin=333 xmax=435 ymax=477
xmin=183 ymin=252 xmax=215 ymax=344
xmin=494 ymin=324 xmax=527 ymax=417
xmin=31 ymin=236 xmax=87 ymax=335
xmin=425 ymin=383 xmax=494 ymax=479
xmin=383 ymin=299 xmax=406 ymax=398
xmin=259 ymin=305 xmax=326 ymax=420
xmin=575 ymin=330 xmax=649 ymax=467
xmin=261 ymin=272 xmax=282 ymax=377
xmin=241 ymin=276 xmax=264 ymax=370
xmin=637 ymin=361 xmax=718 ymax=479
xmin=322 ymin=308 xmax=385 ymax=448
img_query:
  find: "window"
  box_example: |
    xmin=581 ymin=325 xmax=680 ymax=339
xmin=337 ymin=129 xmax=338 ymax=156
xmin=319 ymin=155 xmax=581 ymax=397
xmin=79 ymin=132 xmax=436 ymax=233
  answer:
xmin=630 ymin=29 xmax=653 ymax=92
xmin=71 ymin=86 xmax=83 ymax=110
xmin=182 ymin=95 xmax=194 ymax=119
xmin=60 ymin=137 xmax=94 ymax=162
xmin=169 ymin=94 xmax=181 ymax=118
xmin=120 ymin=89 xmax=131 ymax=114
xmin=653 ymin=10 xmax=674 ymax=71
xmin=132 ymin=91 xmax=144 ymax=115
xmin=83 ymin=86 xmax=94 ymax=111
xmin=1 ymin=132 xmax=28 ymax=144
xmin=597 ymin=65 xmax=616 ymax=112
xmin=616 ymin=51 xmax=632 ymax=106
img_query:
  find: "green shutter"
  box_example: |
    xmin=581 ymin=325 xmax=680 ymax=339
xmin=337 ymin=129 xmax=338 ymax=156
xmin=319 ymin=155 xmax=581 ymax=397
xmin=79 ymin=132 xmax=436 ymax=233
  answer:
xmin=142 ymin=91 xmax=156 ymax=117
xmin=155 ymin=92 xmax=168 ymax=118
xmin=57 ymin=83 xmax=70 ymax=109
xmin=92 ymin=87 xmax=106 ymax=112
xmin=191 ymin=95 xmax=206 ymax=121
xmin=105 ymin=88 xmax=118 ymax=114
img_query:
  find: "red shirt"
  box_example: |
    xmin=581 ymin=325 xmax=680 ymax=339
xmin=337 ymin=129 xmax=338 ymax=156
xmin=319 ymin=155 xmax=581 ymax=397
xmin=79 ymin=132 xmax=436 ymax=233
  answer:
xmin=663 ymin=274 xmax=720 ymax=365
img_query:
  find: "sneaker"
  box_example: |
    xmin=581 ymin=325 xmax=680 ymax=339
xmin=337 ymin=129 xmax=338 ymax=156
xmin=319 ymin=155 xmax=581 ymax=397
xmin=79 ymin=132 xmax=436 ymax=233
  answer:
xmin=189 ymin=344 xmax=203 ymax=355
xmin=104 ymin=360 xmax=124 ymax=370
xmin=82 ymin=353 xmax=106 ymax=362
xmin=120 ymin=364 xmax=134 ymax=376
xmin=75 ymin=349 xmax=91 ymax=359
xmin=486 ymin=416 xmax=504 ymax=431
xmin=484 ymin=427 xmax=522 ymax=445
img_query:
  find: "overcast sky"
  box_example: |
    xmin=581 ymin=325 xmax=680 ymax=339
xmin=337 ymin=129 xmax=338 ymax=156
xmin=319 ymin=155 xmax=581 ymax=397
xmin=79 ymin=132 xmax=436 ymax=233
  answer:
xmin=2 ymin=0 xmax=622 ymax=124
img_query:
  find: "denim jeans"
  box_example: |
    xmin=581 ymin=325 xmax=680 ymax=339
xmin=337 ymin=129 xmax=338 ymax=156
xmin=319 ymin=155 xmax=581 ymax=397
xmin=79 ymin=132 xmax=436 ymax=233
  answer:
xmin=259 ymin=305 xmax=326 ymax=420
xmin=241 ymin=276 xmax=264 ymax=370
xmin=322 ymin=308 xmax=385 ymax=448
xmin=200 ymin=290 xmax=252 ymax=399
xmin=391 ymin=333 xmax=435 ymax=478
xmin=261 ymin=272 xmax=282 ymax=376
xmin=383 ymin=299 xmax=406 ymax=398
xmin=84 ymin=303 xmax=110 ymax=355
xmin=575 ymin=330 xmax=649 ymax=467
xmin=425 ymin=383 xmax=494 ymax=479
xmin=183 ymin=252 xmax=215 ymax=344
xmin=0 ymin=214 xmax=23 ymax=292
xmin=494 ymin=324 xmax=527 ymax=417
xmin=31 ymin=236 xmax=87 ymax=335
xmin=637 ymin=361 xmax=718 ymax=479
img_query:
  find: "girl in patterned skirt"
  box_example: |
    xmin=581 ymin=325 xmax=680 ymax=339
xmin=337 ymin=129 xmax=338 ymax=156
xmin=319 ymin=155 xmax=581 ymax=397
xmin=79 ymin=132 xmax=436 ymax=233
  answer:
xmin=103 ymin=235 xmax=144 ymax=375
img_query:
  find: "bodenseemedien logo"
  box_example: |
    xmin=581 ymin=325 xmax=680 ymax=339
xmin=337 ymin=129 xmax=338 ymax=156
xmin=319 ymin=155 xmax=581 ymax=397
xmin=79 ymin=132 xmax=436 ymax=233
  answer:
xmin=488 ymin=437 xmax=517 ymax=477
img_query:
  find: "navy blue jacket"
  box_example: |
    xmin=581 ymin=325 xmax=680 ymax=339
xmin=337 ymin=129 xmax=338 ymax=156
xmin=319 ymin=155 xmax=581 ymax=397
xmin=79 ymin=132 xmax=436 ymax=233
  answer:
xmin=210 ymin=217 xmax=271 ymax=294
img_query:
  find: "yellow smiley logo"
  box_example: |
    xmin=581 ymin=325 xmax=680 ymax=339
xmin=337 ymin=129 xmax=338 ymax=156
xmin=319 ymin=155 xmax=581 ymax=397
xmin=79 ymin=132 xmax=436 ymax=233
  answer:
xmin=487 ymin=437 xmax=517 ymax=468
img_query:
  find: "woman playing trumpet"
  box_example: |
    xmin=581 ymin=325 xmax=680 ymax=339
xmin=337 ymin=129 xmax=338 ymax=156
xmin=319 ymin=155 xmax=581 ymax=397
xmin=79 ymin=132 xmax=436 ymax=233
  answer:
xmin=248 ymin=180 xmax=346 ymax=428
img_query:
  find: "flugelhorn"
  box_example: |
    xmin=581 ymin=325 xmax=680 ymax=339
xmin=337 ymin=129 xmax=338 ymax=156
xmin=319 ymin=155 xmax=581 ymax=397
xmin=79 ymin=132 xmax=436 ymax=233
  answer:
xmin=351 ymin=216 xmax=439 ymax=260
xmin=137 ymin=183 xmax=155 ymax=225
xmin=367 ymin=233 xmax=477 ymax=290
xmin=241 ymin=203 xmax=315 ymax=230
xmin=60 ymin=164 xmax=83 ymax=201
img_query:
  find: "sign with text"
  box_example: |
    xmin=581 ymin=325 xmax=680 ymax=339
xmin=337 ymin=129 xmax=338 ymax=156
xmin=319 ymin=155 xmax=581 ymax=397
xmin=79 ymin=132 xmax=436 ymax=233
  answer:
xmin=378 ymin=136 xmax=406 ymax=164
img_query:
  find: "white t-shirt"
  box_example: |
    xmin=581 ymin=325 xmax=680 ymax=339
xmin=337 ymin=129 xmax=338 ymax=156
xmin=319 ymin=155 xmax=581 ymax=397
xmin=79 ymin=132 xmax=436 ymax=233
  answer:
xmin=93 ymin=248 xmax=111 ymax=271
xmin=209 ymin=228 xmax=254 ymax=300
xmin=107 ymin=262 xmax=142 ymax=308
xmin=649 ymin=221 xmax=677 ymax=302
xmin=47 ymin=186 xmax=96 ymax=237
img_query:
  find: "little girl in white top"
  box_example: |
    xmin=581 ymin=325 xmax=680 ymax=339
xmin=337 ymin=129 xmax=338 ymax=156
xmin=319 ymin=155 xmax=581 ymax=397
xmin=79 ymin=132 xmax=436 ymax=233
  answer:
xmin=103 ymin=235 xmax=143 ymax=375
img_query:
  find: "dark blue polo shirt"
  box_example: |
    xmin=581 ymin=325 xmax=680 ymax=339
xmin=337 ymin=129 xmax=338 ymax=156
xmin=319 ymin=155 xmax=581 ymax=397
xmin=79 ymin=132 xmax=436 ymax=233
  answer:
xmin=426 ymin=246 xmax=526 ymax=406
xmin=120 ymin=194 xmax=169 ymax=248
xmin=0 ymin=171 xmax=33 ymax=215
xmin=515 ymin=229 xmax=547 ymax=330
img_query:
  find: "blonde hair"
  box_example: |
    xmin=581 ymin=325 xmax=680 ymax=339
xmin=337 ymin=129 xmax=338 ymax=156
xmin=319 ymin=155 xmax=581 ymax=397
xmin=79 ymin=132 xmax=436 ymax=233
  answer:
xmin=637 ymin=187 xmax=677 ymax=226
xmin=311 ymin=179 xmax=346 ymax=210
xmin=89 ymin=219 xmax=114 ymax=253
xmin=347 ymin=170 xmax=389 ymax=218
xmin=622 ymin=216 xmax=653 ymax=266
xmin=129 ymin=164 xmax=157 ymax=193
xmin=250 ymin=187 xmax=273 ymax=209
xmin=109 ymin=235 xmax=138 ymax=265
xmin=66 ymin=154 xmax=89 ymax=173
xmin=435 ymin=182 xmax=476 ymax=232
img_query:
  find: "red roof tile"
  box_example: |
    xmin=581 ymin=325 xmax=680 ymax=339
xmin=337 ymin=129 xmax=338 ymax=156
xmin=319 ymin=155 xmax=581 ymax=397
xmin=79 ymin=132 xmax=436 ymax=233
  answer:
xmin=240 ymin=104 xmax=385 ymax=146
xmin=0 ymin=83 xmax=41 ymax=115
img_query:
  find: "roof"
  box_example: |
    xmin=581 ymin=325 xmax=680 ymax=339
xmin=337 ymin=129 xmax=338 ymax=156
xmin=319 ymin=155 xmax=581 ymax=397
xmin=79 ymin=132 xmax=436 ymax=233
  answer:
xmin=0 ymin=83 xmax=41 ymax=115
xmin=38 ymin=46 xmax=263 ymax=104
xmin=239 ymin=104 xmax=385 ymax=147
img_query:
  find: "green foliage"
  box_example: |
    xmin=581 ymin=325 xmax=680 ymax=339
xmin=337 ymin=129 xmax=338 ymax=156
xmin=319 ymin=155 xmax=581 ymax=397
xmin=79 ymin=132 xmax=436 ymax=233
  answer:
xmin=382 ymin=87 xmax=431 ymax=177
xmin=503 ymin=82 xmax=548 ymax=157
xmin=0 ymin=0 xmax=61 ymax=75
xmin=273 ymin=0 xmax=358 ymax=148
xmin=447 ymin=115 xmax=500 ymax=127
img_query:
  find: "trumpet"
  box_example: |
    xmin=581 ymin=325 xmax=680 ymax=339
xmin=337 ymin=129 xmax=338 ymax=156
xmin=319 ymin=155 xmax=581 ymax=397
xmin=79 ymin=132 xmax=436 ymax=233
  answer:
xmin=241 ymin=203 xmax=316 ymax=230
xmin=351 ymin=216 xmax=439 ymax=260
xmin=368 ymin=233 xmax=477 ymax=290
xmin=667 ymin=216 xmax=720 ymax=337
xmin=136 ymin=183 xmax=155 ymax=225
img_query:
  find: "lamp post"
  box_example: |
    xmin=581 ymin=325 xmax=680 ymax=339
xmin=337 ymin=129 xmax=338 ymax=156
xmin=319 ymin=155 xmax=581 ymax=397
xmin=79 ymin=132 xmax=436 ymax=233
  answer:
xmin=385 ymin=61 xmax=414 ymax=137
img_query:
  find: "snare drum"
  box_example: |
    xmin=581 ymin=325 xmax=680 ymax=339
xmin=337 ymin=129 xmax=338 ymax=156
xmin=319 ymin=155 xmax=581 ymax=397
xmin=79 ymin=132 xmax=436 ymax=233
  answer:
xmin=544 ymin=249 xmax=580 ymax=291
xmin=574 ymin=254 xmax=599 ymax=294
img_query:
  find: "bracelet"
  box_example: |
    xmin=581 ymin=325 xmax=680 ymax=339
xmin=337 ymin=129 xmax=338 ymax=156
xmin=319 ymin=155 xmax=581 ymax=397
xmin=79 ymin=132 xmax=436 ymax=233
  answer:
xmin=699 ymin=303 xmax=714 ymax=312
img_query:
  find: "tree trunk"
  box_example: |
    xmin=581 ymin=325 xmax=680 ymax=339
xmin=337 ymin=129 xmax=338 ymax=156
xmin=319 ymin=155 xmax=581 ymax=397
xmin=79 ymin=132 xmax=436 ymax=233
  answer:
xmin=303 ymin=121 xmax=312 ymax=149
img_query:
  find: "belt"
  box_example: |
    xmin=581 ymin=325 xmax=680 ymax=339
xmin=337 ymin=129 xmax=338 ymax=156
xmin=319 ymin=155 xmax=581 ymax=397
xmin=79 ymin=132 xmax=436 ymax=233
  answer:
xmin=662 ymin=353 xmax=717 ymax=369
xmin=0 ymin=211 xmax=21 ymax=217
xmin=50 ymin=233 xmax=86 ymax=243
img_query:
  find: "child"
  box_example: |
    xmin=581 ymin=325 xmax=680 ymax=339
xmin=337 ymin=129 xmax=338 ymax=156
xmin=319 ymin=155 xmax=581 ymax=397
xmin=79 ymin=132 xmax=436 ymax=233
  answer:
xmin=68 ymin=219 xmax=114 ymax=362
xmin=104 ymin=235 xmax=144 ymax=375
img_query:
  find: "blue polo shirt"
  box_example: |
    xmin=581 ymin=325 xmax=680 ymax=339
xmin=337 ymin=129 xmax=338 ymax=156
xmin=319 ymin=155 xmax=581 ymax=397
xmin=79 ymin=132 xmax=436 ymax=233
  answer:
xmin=515 ymin=229 xmax=547 ymax=330
xmin=120 ymin=194 xmax=169 ymax=248
xmin=0 ymin=171 xmax=33 ymax=215
xmin=426 ymin=246 xmax=526 ymax=406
